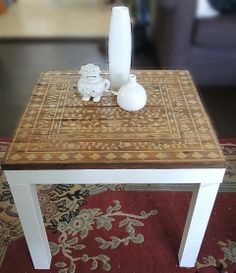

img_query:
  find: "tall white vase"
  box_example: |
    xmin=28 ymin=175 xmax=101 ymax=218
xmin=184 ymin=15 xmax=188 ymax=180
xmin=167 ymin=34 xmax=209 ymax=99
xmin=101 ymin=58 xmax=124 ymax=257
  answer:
xmin=108 ymin=6 xmax=132 ymax=90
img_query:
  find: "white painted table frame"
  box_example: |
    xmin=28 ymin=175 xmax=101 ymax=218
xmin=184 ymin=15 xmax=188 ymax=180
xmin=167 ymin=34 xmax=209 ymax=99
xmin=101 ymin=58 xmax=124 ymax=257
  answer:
xmin=4 ymin=167 xmax=225 ymax=269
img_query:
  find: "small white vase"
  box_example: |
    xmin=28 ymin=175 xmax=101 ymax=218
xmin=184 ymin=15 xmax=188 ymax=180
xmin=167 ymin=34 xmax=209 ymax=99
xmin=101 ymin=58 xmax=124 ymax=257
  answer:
xmin=117 ymin=74 xmax=147 ymax=111
xmin=108 ymin=6 xmax=132 ymax=90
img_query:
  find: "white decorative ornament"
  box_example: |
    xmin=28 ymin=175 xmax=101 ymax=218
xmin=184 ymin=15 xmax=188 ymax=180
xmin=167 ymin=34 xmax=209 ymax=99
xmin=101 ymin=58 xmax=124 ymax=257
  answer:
xmin=195 ymin=0 xmax=219 ymax=18
xmin=108 ymin=6 xmax=132 ymax=90
xmin=117 ymin=74 xmax=147 ymax=112
xmin=77 ymin=63 xmax=110 ymax=102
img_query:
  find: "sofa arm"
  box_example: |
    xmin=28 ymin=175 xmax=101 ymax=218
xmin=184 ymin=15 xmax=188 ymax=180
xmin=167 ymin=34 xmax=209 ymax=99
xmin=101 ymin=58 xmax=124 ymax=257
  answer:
xmin=156 ymin=0 xmax=197 ymax=67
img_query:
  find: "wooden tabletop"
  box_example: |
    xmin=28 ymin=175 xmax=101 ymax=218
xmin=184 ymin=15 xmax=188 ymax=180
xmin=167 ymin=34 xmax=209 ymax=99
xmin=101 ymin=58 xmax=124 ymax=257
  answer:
xmin=2 ymin=70 xmax=226 ymax=170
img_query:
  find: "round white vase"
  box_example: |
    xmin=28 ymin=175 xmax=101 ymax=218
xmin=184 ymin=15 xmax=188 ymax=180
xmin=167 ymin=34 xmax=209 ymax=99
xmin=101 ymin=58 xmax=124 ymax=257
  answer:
xmin=117 ymin=74 xmax=147 ymax=111
xmin=108 ymin=6 xmax=132 ymax=90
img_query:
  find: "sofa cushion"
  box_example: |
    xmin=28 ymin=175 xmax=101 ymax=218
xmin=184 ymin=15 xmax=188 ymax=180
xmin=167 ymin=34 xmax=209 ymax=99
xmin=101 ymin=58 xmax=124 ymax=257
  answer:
xmin=193 ymin=16 xmax=236 ymax=49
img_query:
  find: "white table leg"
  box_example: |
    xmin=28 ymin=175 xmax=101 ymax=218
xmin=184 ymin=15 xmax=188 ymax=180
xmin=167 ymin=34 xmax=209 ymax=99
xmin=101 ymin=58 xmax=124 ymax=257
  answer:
xmin=9 ymin=183 xmax=51 ymax=269
xmin=178 ymin=183 xmax=220 ymax=267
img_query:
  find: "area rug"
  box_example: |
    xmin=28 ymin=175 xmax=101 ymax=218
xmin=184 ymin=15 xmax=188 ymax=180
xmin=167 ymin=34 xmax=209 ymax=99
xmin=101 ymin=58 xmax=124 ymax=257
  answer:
xmin=0 ymin=0 xmax=111 ymax=39
xmin=0 ymin=138 xmax=236 ymax=273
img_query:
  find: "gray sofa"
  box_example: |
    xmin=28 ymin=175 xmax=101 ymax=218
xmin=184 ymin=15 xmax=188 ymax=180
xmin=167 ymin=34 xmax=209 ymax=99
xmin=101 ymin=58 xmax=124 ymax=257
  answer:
xmin=155 ymin=0 xmax=236 ymax=86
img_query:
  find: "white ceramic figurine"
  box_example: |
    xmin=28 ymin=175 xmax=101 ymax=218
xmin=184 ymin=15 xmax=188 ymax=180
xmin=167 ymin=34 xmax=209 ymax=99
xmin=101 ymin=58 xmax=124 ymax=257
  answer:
xmin=78 ymin=63 xmax=110 ymax=102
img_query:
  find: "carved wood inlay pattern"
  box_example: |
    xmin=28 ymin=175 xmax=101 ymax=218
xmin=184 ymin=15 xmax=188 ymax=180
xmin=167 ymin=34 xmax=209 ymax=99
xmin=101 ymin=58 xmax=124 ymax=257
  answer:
xmin=2 ymin=70 xmax=226 ymax=169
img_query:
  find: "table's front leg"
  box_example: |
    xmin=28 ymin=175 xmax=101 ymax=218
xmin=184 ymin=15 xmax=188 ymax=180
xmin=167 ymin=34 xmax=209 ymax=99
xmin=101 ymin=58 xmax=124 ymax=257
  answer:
xmin=9 ymin=183 xmax=51 ymax=269
xmin=178 ymin=183 xmax=220 ymax=267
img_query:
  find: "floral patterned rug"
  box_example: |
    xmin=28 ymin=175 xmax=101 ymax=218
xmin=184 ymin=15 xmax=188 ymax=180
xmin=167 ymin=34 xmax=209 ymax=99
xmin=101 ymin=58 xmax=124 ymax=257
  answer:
xmin=0 ymin=138 xmax=236 ymax=273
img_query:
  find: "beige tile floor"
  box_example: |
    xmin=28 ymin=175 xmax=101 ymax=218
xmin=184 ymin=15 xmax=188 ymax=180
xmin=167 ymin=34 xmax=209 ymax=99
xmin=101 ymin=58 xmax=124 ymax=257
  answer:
xmin=0 ymin=0 xmax=114 ymax=38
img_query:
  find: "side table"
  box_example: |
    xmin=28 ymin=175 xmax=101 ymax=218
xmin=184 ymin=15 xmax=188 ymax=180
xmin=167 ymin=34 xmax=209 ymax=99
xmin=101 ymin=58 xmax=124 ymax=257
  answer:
xmin=2 ymin=70 xmax=226 ymax=269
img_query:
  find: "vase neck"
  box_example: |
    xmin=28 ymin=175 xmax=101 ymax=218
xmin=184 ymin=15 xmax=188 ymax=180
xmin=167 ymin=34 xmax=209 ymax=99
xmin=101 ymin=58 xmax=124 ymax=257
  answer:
xmin=128 ymin=74 xmax=137 ymax=84
xmin=112 ymin=6 xmax=129 ymax=16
